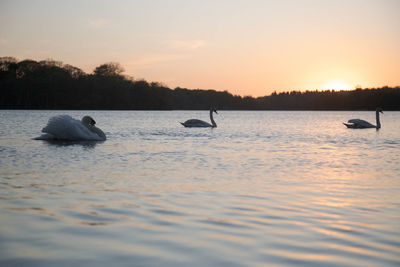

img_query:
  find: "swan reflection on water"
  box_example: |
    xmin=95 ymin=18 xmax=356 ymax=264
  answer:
xmin=42 ymin=139 xmax=103 ymax=148
xmin=343 ymin=108 xmax=383 ymax=129
xmin=34 ymin=115 xmax=106 ymax=141
xmin=181 ymin=109 xmax=218 ymax=128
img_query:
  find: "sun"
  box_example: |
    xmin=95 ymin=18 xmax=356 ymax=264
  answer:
xmin=321 ymin=80 xmax=352 ymax=91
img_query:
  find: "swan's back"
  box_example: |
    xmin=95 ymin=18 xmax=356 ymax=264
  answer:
xmin=181 ymin=119 xmax=212 ymax=127
xmin=39 ymin=115 xmax=105 ymax=140
xmin=347 ymin=119 xmax=375 ymax=128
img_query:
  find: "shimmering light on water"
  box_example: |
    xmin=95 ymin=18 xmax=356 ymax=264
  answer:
xmin=0 ymin=110 xmax=399 ymax=266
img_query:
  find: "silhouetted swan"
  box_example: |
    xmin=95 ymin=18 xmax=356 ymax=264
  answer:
xmin=343 ymin=108 xmax=383 ymax=129
xmin=181 ymin=109 xmax=218 ymax=128
xmin=35 ymin=115 xmax=106 ymax=141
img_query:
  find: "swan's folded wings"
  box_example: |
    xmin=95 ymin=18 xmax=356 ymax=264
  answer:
xmin=41 ymin=115 xmax=104 ymax=140
xmin=348 ymin=119 xmax=362 ymax=123
xmin=347 ymin=119 xmax=374 ymax=128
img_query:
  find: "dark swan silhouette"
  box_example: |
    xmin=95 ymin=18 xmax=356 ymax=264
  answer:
xmin=35 ymin=115 xmax=106 ymax=141
xmin=343 ymin=108 xmax=383 ymax=129
xmin=180 ymin=109 xmax=218 ymax=128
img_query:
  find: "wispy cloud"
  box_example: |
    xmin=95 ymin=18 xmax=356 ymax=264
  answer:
xmin=125 ymin=54 xmax=182 ymax=68
xmin=88 ymin=18 xmax=107 ymax=28
xmin=168 ymin=40 xmax=205 ymax=50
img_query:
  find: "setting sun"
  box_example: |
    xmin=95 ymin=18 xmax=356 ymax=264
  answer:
xmin=322 ymin=80 xmax=352 ymax=91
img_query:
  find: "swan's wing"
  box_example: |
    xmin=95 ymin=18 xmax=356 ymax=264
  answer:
xmin=184 ymin=119 xmax=204 ymax=124
xmin=41 ymin=115 xmax=103 ymax=140
xmin=182 ymin=119 xmax=211 ymax=127
xmin=347 ymin=119 xmax=375 ymax=128
xmin=348 ymin=119 xmax=363 ymax=124
xmin=42 ymin=115 xmax=76 ymax=139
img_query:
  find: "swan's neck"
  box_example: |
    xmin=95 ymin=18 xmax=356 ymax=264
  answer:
xmin=210 ymin=110 xmax=216 ymax=127
xmin=376 ymin=111 xmax=381 ymax=129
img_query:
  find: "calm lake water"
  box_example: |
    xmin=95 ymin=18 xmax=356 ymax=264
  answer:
xmin=0 ymin=110 xmax=399 ymax=266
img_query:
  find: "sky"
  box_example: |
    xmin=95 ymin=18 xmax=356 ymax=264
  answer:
xmin=1 ymin=0 xmax=399 ymax=96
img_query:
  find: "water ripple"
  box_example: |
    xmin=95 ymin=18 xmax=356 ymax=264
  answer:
xmin=1 ymin=110 xmax=399 ymax=266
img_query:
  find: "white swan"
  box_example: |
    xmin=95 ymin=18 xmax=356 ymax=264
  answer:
xmin=343 ymin=108 xmax=383 ymax=129
xmin=181 ymin=109 xmax=218 ymax=128
xmin=35 ymin=115 xmax=106 ymax=141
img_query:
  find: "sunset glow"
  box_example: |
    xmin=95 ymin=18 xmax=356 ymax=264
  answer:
xmin=1 ymin=0 xmax=399 ymax=96
xmin=322 ymin=80 xmax=352 ymax=91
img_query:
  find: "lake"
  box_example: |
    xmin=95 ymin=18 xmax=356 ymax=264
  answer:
xmin=0 ymin=110 xmax=399 ymax=266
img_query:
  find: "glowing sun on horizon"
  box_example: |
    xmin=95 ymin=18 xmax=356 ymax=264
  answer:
xmin=322 ymin=80 xmax=352 ymax=91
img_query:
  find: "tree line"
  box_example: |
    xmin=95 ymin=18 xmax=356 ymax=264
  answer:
xmin=1 ymin=57 xmax=399 ymax=110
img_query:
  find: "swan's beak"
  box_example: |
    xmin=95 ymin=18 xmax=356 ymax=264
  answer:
xmin=214 ymin=110 xmax=218 ymax=114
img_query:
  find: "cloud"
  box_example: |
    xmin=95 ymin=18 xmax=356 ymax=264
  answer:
xmin=88 ymin=18 xmax=107 ymax=28
xmin=169 ymin=40 xmax=205 ymax=50
xmin=125 ymin=54 xmax=182 ymax=68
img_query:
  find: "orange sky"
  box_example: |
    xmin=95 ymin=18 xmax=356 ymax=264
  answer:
xmin=1 ymin=0 xmax=399 ymax=96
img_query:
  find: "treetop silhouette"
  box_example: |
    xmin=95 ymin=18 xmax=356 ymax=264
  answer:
xmin=1 ymin=57 xmax=399 ymax=110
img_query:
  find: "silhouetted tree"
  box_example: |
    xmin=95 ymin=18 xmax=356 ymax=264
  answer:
xmin=93 ymin=62 xmax=124 ymax=77
xmin=1 ymin=57 xmax=399 ymax=110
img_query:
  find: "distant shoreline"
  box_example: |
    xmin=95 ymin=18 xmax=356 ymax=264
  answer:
xmin=1 ymin=57 xmax=400 ymax=111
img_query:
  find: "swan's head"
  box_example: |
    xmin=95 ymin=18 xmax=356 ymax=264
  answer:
xmin=376 ymin=108 xmax=383 ymax=114
xmin=82 ymin=116 xmax=96 ymax=126
xmin=212 ymin=108 xmax=218 ymax=114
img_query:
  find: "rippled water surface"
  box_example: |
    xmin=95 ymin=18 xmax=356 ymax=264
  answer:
xmin=1 ymin=110 xmax=399 ymax=266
